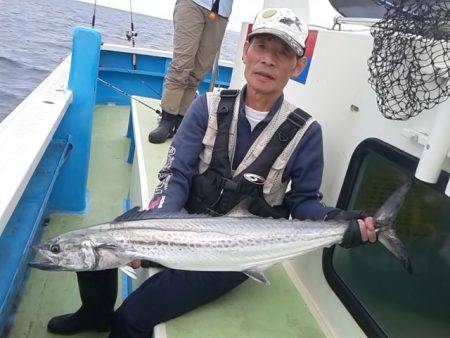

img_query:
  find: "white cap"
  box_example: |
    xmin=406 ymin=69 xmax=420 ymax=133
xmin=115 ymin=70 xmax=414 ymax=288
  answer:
xmin=249 ymin=8 xmax=309 ymax=57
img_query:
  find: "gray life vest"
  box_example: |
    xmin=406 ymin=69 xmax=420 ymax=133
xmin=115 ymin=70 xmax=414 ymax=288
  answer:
xmin=184 ymin=89 xmax=315 ymax=217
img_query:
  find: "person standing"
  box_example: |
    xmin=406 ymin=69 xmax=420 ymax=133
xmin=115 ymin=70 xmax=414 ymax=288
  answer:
xmin=149 ymin=0 xmax=233 ymax=143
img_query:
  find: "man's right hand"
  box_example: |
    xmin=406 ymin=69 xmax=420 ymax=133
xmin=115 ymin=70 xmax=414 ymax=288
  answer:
xmin=128 ymin=260 xmax=141 ymax=269
xmin=248 ymin=197 xmax=290 ymax=219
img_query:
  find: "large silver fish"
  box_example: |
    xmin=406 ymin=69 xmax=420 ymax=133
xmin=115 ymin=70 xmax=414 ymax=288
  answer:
xmin=30 ymin=182 xmax=412 ymax=283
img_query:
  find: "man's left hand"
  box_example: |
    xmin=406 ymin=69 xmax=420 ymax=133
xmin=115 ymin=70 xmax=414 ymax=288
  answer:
xmin=358 ymin=217 xmax=377 ymax=243
xmin=331 ymin=211 xmax=378 ymax=249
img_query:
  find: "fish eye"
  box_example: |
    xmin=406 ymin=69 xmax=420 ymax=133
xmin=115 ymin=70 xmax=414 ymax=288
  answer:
xmin=50 ymin=244 xmax=60 ymax=254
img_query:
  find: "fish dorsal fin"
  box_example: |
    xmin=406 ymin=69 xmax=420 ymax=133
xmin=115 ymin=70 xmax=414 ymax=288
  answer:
xmin=243 ymin=268 xmax=271 ymax=285
xmin=112 ymin=208 xmax=215 ymax=223
xmin=112 ymin=207 xmax=154 ymax=223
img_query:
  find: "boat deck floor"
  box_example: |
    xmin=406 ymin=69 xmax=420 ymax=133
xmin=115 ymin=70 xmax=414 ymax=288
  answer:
xmin=7 ymin=105 xmax=131 ymax=338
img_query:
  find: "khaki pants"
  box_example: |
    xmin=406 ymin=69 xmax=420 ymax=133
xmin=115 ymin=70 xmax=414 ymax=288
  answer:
xmin=161 ymin=0 xmax=228 ymax=116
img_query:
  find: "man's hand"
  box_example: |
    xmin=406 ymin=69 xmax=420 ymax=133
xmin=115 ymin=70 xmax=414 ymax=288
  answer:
xmin=325 ymin=210 xmax=377 ymax=248
xmin=340 ymin=216 xmax=377 ymax=249
xmin=248 ymin=197 xmax=289 ymax=219
xmin=128 ymin=260 xmax=141 ymax=269
xmin=358 ymin=217 xmax=377 ymax=243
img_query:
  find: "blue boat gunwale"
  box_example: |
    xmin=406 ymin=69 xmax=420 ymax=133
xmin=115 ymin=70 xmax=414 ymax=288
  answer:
xmin=97 ymin=43 xmax=234 ymax=106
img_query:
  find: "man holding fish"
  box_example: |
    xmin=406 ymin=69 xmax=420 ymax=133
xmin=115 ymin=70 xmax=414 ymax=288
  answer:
xmin=44 ymin=7 xmax=377 ymax=337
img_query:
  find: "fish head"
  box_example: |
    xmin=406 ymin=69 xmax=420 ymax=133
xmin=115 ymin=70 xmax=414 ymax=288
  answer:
xmin=30 ymin=233 xmax=102 ymax=271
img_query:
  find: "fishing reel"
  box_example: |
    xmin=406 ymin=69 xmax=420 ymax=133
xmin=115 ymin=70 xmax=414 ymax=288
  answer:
xmin=126 ymin=29 xmax=138 ymax=42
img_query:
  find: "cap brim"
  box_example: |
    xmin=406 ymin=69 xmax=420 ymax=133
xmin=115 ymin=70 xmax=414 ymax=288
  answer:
xmin=249 ymin=28 xmax=305 ymax=56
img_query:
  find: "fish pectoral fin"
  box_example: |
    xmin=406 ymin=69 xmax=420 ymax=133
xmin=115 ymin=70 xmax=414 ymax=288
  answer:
xmin=112 ymin=206 xmax=147 ymax=223
xmin=243 ymin=269 xmax=270 ymax=285
xmin=120 ymin=266 xmax=137 ymax=279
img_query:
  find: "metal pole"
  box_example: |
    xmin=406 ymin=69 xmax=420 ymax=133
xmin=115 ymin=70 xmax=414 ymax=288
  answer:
xmin=208 ymin=50 xmax=220 ymax=92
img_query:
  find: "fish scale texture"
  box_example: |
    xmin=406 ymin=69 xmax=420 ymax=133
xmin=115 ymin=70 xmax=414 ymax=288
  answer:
xmin=53 ymin=217 xmax=346 ymax=271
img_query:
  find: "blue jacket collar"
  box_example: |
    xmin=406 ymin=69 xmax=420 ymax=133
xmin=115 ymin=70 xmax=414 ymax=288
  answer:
xmin=238 ymin=85 xmax=284 ymax=123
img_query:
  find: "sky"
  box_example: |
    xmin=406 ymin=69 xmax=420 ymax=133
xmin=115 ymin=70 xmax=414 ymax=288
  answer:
xmin=74 ymin=0 xmax=264 ymax=31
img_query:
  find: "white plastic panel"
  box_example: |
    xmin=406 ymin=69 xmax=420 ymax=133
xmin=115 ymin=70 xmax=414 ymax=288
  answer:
xmin=0 ymin=58 xmax=72 ymax=234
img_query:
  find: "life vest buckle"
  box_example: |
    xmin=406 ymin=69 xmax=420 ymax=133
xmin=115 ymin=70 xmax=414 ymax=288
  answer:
xmin=219 ymin=89 xmax=240 ymax=98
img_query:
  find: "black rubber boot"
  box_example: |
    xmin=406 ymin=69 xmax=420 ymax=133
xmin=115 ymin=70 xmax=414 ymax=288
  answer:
xmin=148 ymin=110 xmax=178 ymax=144
xmin=174 ymin=115 xmax=184 ymax=134
xmin=47 ymin=269 xmax=117 ymax=335
xmin=166 ymin=114 xmax=184 ymax=139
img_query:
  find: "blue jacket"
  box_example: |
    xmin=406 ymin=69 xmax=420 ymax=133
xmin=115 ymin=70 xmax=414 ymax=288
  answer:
xmin=191 ymin=0 xmax=233 ymax=18
xmin=150 ymin=88 xmax=335 ymax=220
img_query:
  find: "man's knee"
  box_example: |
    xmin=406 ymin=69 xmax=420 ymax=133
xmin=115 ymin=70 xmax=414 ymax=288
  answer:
xmin=187 ymin=71 xmax=203 ymax=88
xmin=111 ymin=306 xmax=136 ymax=334
xmin=165 ymin=63 xmax=192 ymax=87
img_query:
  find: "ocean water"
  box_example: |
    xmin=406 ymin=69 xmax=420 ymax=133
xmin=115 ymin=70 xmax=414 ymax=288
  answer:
xmin=0 ymin=0 xmax=239 ymax=121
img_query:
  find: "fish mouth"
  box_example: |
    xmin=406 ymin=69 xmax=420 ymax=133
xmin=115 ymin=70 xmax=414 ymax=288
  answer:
xmin=29 ymin=258 xmax=60 ymax=271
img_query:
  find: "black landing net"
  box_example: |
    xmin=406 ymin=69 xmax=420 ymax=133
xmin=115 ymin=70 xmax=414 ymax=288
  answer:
xmin=368 ymin=0 xmax=450 ymax=120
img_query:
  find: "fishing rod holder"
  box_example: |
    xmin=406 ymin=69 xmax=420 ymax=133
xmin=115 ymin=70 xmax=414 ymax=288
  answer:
xmin=405 ymin=44 xmax=450 ymax=197
xmin=410 ymin=99 xmax=450 ymax=197
xmin=402 ymin=97 xmax=450 ymax=197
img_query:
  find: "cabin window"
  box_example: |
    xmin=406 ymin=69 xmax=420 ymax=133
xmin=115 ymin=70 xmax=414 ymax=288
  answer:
xmin=323 ymin=138 xmax=450 ymax=338
xmin=329 ymin=0 xmax=387 ymax=18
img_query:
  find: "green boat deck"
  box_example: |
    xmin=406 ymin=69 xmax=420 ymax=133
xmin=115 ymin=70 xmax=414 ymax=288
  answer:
xmin=8 ymin=105 xmax=132 ymax=338
xmin=7 ymin=103 xmax=326 ymax=338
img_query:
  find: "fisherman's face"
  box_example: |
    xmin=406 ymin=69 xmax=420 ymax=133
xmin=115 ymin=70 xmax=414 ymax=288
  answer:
xmin=243 ymin=34 xmax=306 ymax=97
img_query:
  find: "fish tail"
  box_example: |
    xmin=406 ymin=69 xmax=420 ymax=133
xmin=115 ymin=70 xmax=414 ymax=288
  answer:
xmin=374 ymin=179 xmax=413 ymax=273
